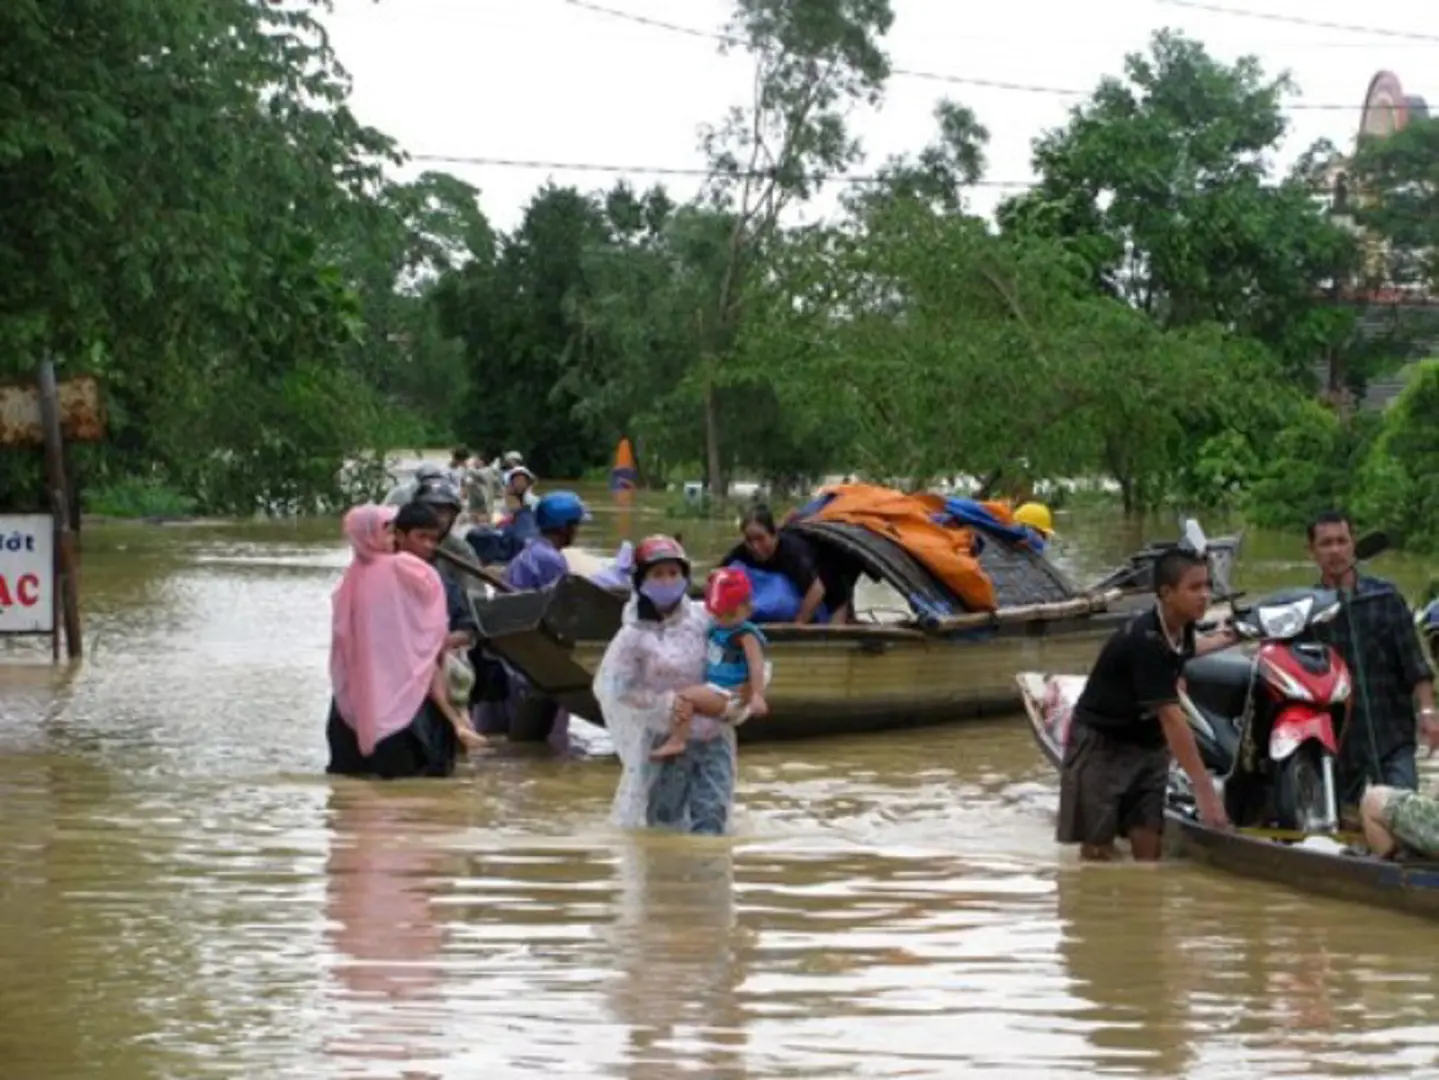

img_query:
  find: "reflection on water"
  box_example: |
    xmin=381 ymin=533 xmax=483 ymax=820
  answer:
xmin=2 ymin=497 xmax=1439 ymax=1077
xmin=325 ymin=785 xmax=447 ymax=1076
xmin=605 ymin=836 xmax=746 ymax=1080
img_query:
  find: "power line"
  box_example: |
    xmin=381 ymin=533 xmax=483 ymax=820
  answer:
xmin=563 ymin=0 xmax=1082 ymax=99
xmin=407 ymin=153 xmax=1037 ymax=188
xmin=1153 ymin=0 xmax=1439 ymax=44
xmin=562 ymin=0 xmax=1404 ymax=111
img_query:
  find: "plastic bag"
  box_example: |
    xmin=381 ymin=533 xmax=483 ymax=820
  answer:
xmin=738 ymin=565 xmax=829 ymax=624
xmin=587 ymin=541 xmax=635 ymax=591
xmin=444 ymin=651 xmax=475 ymax=716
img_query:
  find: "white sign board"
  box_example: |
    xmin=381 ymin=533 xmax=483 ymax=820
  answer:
xmin=0 ymin=514 xmax=53 ymax=634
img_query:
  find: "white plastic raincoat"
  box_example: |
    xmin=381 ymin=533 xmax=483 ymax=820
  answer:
xmin=593 ymin=593 xmax=734 ymax=830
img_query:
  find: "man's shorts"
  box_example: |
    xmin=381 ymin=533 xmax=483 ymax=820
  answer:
xmin=1057 ymin=723 xmax=1170 ymax=846
xmin=1383 ymin=789 xmax=1439 ymax=856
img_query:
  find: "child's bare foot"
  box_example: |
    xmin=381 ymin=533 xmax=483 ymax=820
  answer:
xmin=649 ymin=734 xmax=687 ymax=761
xmin=456 ymin=727 xmax=489 ymax=753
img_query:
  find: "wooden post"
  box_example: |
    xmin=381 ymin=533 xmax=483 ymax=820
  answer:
xmin=36 ymin=359 xmax=82 ymax=659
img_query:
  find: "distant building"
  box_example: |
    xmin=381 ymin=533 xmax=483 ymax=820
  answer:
xmin=1326 ymin=71 xmax=1431 ymax=295
xmin=1316 ymin=72 xmax=1438 ymax=409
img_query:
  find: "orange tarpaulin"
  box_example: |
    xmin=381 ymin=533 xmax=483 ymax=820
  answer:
xmin=808 ymin=484 xmax=1011 ymax=612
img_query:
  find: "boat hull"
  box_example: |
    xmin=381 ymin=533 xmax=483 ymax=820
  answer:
xmin=1016 ymin=671 xmax=1439 ymax=922
xmin=469 ymin=576 xmax=1129 ymax=743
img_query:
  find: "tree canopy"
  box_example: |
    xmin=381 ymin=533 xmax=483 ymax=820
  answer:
xmin=6 ymin=6 xmax=1435 ymax=542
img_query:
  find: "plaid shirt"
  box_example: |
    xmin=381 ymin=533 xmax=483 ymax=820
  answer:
xmin=1313 ymin=574 xmax=1433 ymax=774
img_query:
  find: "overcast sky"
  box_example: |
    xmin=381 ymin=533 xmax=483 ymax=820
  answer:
xmin=322 ymin=0 xmax=1437 ymax=232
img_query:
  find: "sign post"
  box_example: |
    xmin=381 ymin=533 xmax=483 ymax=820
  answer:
xmin=0 ymin=364 xmax=103 ymax=661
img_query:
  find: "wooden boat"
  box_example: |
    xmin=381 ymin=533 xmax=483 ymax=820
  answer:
xmin=453 ymin=507 xmax=1239 ymax=743
xmin=1016 ymin=671 xmax=1439 ymax=923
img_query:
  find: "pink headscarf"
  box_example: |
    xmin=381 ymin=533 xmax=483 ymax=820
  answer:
xmin=330 ymin=504 xmax=448 ymax=756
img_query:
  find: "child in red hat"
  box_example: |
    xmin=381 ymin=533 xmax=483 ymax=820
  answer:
xmin=650 ymin=567 xmax=770 ymax=761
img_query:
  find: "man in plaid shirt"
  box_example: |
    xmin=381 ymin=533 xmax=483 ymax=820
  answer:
xmin=1307 ymin=511 xmax=1437 ymax=802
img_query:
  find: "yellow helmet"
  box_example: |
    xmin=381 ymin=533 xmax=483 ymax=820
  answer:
xmin=1014 ymin=501 xmax=1054 ymax=535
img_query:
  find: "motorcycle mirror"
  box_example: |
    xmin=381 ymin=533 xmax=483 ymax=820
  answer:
xmin=1353 ymin=531 xmax=1388 ymax=562
xmin=1179 ymin=518 xmax=1208 ymax=556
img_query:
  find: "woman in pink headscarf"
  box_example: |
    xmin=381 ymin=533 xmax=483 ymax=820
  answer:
xmin=326 ymin=504 xmax=484 ymax=779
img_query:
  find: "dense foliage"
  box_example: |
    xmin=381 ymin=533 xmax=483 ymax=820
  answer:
xmin=6 ymin=1 xmax=1438 ymax=541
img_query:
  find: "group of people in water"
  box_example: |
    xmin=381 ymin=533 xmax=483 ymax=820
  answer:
xmin=330 ymin=467 xmax=1439 ymax=861
xmin=328 ymin=460 xmax=846 ymax=835
xmin=1057 ymin=509 xmax=1439 ymax=863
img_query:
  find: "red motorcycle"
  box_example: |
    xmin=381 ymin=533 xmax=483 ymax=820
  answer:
xmin=1181 ymin=587 xmax=1351 ymax=832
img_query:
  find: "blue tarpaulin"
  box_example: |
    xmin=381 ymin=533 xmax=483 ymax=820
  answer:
xmin=931 ymin=497 xmax=1046 ymax=554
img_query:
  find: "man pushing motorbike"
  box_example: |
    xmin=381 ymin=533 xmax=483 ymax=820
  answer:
xmin=1058 ymin=548 xmax=1240 ymax=861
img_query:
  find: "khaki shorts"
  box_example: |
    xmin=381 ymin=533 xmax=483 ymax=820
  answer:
xmin=1384 ymin=790 xmax=1439 ymax=856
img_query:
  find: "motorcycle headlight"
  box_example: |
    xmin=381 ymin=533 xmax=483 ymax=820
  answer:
xmin=1313 ymin=601 xmax=1342 ymax=625
xmin=1257 ymin=597 xmax=1313 ymax=640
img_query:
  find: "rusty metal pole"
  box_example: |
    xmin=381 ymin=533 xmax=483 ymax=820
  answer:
xmin=36 ymin=359 xmax=82 ymax=659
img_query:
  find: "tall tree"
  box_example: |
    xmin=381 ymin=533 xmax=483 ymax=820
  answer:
xmin=0 ymin=0 xmax=461 ymax=511
xmin=843 ymin=99 xmax=990 ymax=216
xmin=439 ymin=184 xmax=612 ymax=476
xmin=997 ymin=31 xmax=1354 ymax=375
xmin=696 ymin=0 xmax=895 ymax=495
xmin=1347 ymin=116 xmax=1439 ymax=291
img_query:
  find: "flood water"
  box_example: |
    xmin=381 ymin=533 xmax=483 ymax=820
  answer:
xmin=3 ymin=495 xmax=1438 ymax=1078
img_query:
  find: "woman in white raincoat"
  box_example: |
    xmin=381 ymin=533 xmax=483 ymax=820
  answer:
xmin=593 ymin=535 xmax=738 ymax=834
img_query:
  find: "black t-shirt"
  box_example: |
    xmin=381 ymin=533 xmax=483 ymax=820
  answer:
xmin=723 ymin=531 xmax=818 ymax=598
xmin=1073 ymin=608 xmax=1196 ymax=748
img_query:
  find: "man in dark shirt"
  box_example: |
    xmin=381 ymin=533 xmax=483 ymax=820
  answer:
xmin=394 ymin=501 xmax=479 ymax=649
xmin=1306 ymin=510 xmax=1436 ymax=801
xmin=1058 ymin=549 xmax=1236 ymax=860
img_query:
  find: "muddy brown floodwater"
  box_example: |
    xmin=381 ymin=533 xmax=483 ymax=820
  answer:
xmin=3 ymin=494 xmax=1438 ymax=1078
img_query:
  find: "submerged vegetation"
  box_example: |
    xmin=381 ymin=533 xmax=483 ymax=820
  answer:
xmin=4 ymin=1 xmax=1439 ymax=540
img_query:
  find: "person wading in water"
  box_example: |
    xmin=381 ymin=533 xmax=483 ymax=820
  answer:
xmin=1057 ymin=548 xmax=1239 ymax=861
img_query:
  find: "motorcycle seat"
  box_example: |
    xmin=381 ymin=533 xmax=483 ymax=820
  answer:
xmin=1183 ymin=651 xmax=1252 ymax=722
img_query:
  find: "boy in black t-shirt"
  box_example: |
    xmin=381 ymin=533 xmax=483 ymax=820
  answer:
xmin=1057 ymin=548 xmax=1238 ymax=861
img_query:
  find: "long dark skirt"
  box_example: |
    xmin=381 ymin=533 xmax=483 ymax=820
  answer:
xmin=326 ymin=697 xmax=458 ymax=779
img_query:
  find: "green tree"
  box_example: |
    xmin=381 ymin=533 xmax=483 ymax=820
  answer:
xmin=997 ymin=31 xmax=1354 ymax=374
xmin=1 ymin=0 xmax=461 ymax=512
xmin=1347 ymin=117 xmax=1439 ymax=291
xmin=1243 ymin=399 xmax=1374 ymax=532
xmin=843 ymin=99 xmax=990 ymax=215
xmin=696 ymin=0 xmax=895 ymax=494
xmin=437 ymin=183 xmax=612 ymax=477
xmin=1354 ymin=362 xmax=1439 ymax=552
xmin=741 ymin=194 xmax=1254 ymax=498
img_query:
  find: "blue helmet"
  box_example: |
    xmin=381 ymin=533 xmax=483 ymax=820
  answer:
xmin=535 ymin=490 xmax=590 ymax=532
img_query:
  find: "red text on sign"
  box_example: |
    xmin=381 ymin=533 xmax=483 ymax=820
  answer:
xmin=0 ymin=573 xmax=41 ymax=607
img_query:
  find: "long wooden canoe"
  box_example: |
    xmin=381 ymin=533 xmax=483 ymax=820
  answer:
xmin=457 ymin=520 xmax=1238 ymax=743
xmin=1016 ymin=671 xmax=1439 ymax=923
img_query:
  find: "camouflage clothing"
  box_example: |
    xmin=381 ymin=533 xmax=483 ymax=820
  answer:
xmin=1384 ymin=789 xmax=1439 ymax=856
